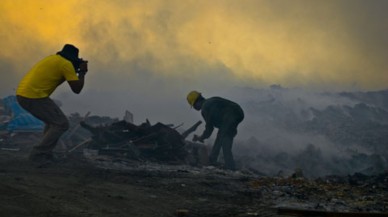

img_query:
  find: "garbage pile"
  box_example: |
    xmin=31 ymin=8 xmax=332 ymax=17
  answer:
xmin=78 ymin=118 xmax=206 ymax=164
xmin=250 ymin=170 xmax=388 ymax=213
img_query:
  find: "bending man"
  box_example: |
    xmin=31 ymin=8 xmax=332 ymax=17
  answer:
xmin=187 ymin=91 xmax=244 ymax=170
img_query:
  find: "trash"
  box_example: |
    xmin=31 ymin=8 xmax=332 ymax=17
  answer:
xmin=79 ymin=119 xmax=205 ymax=163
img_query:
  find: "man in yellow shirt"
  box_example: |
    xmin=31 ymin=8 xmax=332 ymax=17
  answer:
xmin=16 ymin=44 xmax=88 ymax=163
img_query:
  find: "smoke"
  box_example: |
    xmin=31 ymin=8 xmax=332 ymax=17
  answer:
xmin=1 ymin=0 xmax=388 ymax=93
xmin=224 ymin=86 xmax=388 ymax=177
xmin=0 ymin=59 xmax=18 ymax=96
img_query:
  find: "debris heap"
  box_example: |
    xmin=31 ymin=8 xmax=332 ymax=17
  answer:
xmin=80 ymin=119 xmax=203 ymax=163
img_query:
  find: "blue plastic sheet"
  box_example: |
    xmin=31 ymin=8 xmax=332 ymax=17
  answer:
xmin=2 ymin=95 xmax=44 ymax=132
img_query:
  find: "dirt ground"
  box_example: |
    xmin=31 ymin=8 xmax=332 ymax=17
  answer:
xmin=1 ymin=139 xmax=387 ymax=217
xmin=0 ymin=146 xmax=281 ymax=217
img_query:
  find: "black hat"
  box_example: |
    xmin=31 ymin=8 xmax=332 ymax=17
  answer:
xmin=57 ymin=44 xmax=80 ymax=62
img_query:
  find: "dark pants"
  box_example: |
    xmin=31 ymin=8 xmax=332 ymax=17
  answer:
xmin=16 ymin=95 xmax=69 ymax=156
xmin=209 ymin=111 xmax=244 ymax=170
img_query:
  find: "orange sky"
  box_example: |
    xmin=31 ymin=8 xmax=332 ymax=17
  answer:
xmin=1 ymin=0 xmax=388 ymax=94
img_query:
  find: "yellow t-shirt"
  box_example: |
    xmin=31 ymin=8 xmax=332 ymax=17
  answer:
xmin=16 ymin=54 xmax=79 ymax=98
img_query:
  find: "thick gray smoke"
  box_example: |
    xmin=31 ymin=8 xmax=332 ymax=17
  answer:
xmin=222 ymin=86 xmax=388 ymax=177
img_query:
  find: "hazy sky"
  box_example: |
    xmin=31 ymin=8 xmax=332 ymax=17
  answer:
xmin=1 ymin=0 xmax=388 ymax=123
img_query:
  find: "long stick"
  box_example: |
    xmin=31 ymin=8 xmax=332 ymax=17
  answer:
xmin=66 ymin=111 xmax=91 ymax=139
xmin=67 ymin=138 xmax=92 ymax=153
xmin=181 ymin=121 xmax=202 ymax=139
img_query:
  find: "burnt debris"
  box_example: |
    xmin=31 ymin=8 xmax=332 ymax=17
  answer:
xmin=79 ymin=119 xmax=203 ymax=163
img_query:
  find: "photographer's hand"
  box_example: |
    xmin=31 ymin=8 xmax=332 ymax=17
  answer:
xmin=79 ymin=61 xmax=88 ymax=75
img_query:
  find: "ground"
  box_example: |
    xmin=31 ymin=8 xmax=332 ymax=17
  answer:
xmin=0 ymin=148 xmax=279 ymax=217
xmin=1 ymin=142 xmax=387 ymax=217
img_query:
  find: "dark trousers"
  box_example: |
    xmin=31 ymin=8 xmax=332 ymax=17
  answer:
xmin=16 ymin=95 xmax=69 ymax=155
xmin=209 ymin=113 xmax=244 ymax=170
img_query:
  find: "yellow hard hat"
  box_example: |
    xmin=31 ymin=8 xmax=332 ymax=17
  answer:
xmin=187 ymin=91 xmax=201 ymax=106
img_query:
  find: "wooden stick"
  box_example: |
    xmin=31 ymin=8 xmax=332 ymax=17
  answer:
xmin=67 ymin=138 xmax=92 ymax=153
xmin=181 ymin=121 xmax=202 ymax=139
xmin=63 ymin=111 xmax=91 ymax=150
xmin=66 ymin=111 xmax=91 ymax=139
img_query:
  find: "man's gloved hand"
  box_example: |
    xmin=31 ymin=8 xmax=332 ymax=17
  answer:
xmin=193 ymin=134 xmax=204 ymax=143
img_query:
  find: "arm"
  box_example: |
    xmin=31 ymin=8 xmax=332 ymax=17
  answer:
xmin=192 ymin=122 xmax=213 ymax=143
xmin=200 ymin=122 xmax=214 ymax=140
xmin=67 ymin=61 xmax=88 ymax=94
xmin=68 ymin=76 xmax=84 ymax=94
xmin=200 ymin=107 xmax=214 ymax=140
xmin=193 ymin=109 xmax=214 ymax=142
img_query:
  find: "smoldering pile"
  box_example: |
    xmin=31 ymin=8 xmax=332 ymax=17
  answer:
xmin=69 ymin=113 xmax=207 ymax=166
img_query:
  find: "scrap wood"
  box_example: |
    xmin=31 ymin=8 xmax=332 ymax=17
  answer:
xmin=181 ymin=121 xmax=202 ymax=139
xmin=276 ymin=207 xmax=388 ymax=217
xmin=130 ymin=132 xmax=159 ymax=143
xmin=62 ymin=111 xmax=91 ymax=150
xmin=173 ymin=123 xmax=184 ymax=130
xmin=68 ymin=138 xmax=92 ymax=153
xmin=66 ymin=111 xmax=91 ymax=139
xmin=79 ymin=119 xmax=187 ymax=161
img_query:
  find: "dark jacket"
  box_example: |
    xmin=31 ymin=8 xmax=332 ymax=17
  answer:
xmin=200 ymin=97 xmax=244 ymax=139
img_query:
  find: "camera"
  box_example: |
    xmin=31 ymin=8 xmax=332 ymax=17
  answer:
xmin=75 ymin=58 xmax=88 ymax=74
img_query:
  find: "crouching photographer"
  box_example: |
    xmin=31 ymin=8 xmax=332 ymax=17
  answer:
xmin=16 ymin=44 xmax=90 ymax=164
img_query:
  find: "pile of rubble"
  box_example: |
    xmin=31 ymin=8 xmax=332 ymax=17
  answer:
xmin=78 ymin=117 xmax=206 ymax=164
xmin=252 ymin=171 xmax=388 ymax=214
